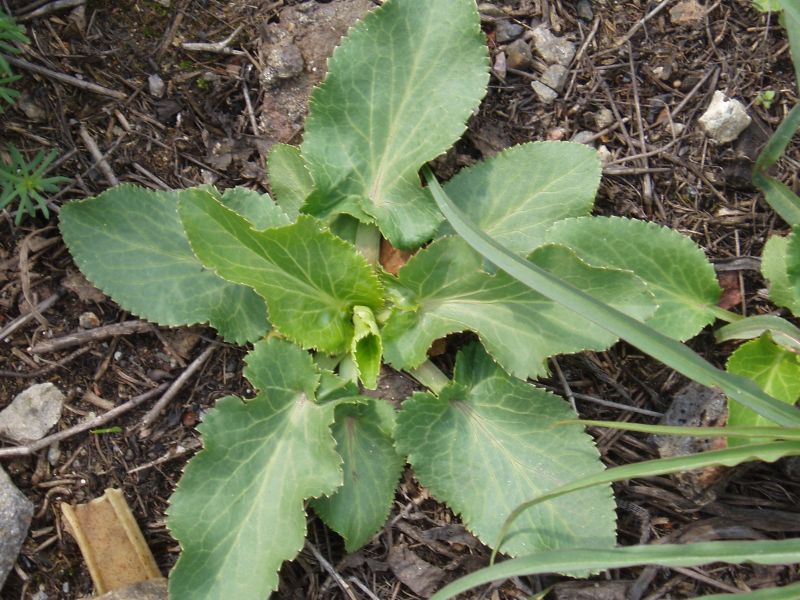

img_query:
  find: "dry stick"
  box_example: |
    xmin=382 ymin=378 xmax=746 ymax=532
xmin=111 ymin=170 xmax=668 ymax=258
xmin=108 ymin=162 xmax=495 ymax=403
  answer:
xmin=1 ymin=54 xmax=127 ymax=100
xmin=78 ymin=124 xmax=119 ymax=186
xmin=305 ymin=541 xmax=358 ymax=600
xmin=604 ymin=0 xmax=672 ymax=52
xmin=0 ymin=383 xmax=169 ymax=459
xmin=127 ymin=438 xmax=201 ymax=474
xmin=182 ymin=24 xmax=245 ymax=55
xmin=16 ymin=0 xmax=84 ymax=21
xmin=0 ymin=346 xmax=90 ymax=379
xmin=29 ymin=320 xmax=153 ymax=354
xmin=138 ymin=344 xmax=216 ymax=432
xmin=0 ymin=292 xmax=62 ymax=341
xmin=241 ymin=78 xmax=260 ymax=136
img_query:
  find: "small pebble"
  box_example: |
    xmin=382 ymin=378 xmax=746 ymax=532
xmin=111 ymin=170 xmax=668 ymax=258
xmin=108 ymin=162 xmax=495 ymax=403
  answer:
xmin=148 ymin=74 xmax=165 ymax=98
xmin=495 ymin=19 xmax=524 ymax=43
xmin=78 ymin=311 xmax=101 ymax=329
xmin=594 ymin=108 xmax=615 ymax=130
xmin=547 ymin=127 xmax=566 ymax=141
xmin=539 ymin=64 xmax=569 ymax=92
xmin=531 ymin=80 xmax=557 ymax=104
xmin=576 ymin=0 xmax=593 ymax=20
xmin=492 ymin=52 xmax=507 ymax=79
xmin=531 ymin=25 xmax=576 ymax=66
xmin=0 ymin=383 xmax=65 ymax=444
xmin=504 ymin=39 xmax=533 ymax=70
xmin=698 ymin=90 xmax=751 ymax=144
xmin=113 ymin=351 xmax=123 ymax=361
xmin=182 ymin=411 xmax=199 ymax=428
xmin=597 ymin=145 xmax=613 ymax=165
xmin=570 ymin=130 xmax=595 ymax=145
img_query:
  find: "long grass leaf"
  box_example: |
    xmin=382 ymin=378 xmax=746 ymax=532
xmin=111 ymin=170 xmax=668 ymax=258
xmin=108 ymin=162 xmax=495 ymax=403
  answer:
xmin=557 ymin=419 xmax=800 ymax=441
xmin=423 ymin=167 xmax=800 ymax=426
xmin=429 ymin=539 xmax=800 ymax=600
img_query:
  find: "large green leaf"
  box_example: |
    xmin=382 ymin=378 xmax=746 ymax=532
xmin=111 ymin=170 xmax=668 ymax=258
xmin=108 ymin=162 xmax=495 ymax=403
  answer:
xmin=396 ymin=344 xmax=616 ymax=558
xmin=59 ymin=184 xmax=269 ymax=344
xmin=178 ymin=191 xmax=383 ymax=354
xmin=727 ymin=334 xmax=800 ymax=436
xmin=167 ymin=338 xmax=342 ymax=600
xmin=300 ymin=0 xmax=489 ymax=249
xmin=311 ymin=399 xmax=404 ymax=552
xmin=429 ymin=539 xmax=800 ymax=600
xmin=218 ymin=186 xmax=290 ymax=230
xmin=545 ymin=216 xmax=721 ymax=340
xmin=267 ymin=143 xmax=313 ymax=221
xmin=438 ymin=142 xmax=600 ymax=254
xmin=761 ymin=233 xmax=800 ymax=315
xmin=382 ymin=237 xmax=655 ymax=379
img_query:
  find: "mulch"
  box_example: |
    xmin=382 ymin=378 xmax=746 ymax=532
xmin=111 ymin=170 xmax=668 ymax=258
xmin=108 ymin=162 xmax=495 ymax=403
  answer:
xmin=1 ymin=0 xmax=799 ymax=598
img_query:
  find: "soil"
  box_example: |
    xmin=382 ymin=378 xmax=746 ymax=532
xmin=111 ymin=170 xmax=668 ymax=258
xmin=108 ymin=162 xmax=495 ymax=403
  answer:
xmin=1 ymin=0 xmax=799 ymax=599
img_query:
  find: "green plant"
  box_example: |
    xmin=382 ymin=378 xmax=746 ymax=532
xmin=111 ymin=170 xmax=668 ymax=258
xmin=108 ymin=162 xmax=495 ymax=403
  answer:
xmin=58 ymin=0 xmax=799 ymax=598
xmin=757 ymin=89 xmax=777 ymax=109
xmin=0 ymin=10 xmax=27 ymax=109
xmin=0 ymin=147 xmax=68 ymax=224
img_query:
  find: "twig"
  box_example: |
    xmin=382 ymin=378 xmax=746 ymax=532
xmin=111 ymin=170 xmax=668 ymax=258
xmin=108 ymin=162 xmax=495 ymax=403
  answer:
xmin=127 ymin=438 xmax=201 ymax=474
xmin=0 ymin=384 xmax=169 ymax=459
xmin=0 ymin=292 xmax=62 ymax=341
xmin=29 ymin=320 xmax=153 ymax=354
xmin=0 ymin=346 xmax=90 ymax=379
xmin=138 ymin=344 xmax=216 ymax=432
xmin=17 ymin=0 xmax=84 ymax=21
xmin=241 ymin=78 xmax=260 ymax=136
xmin=181 ymin=24 xmax=245 ymax=55
xmin=305 ymin=541 xmax=358 ymax=600
xmin=551 ymin=357 xmax=577 ymax=413
xmin=78 ymin=124 xmax=119 ymax=186
xmin=606 ymin=0 xmax=671 ymax=51
xmin=0 ymin=54 xmax=127 ymax=100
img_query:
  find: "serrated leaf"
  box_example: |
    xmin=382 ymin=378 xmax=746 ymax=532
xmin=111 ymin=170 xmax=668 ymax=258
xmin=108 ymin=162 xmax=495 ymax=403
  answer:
xmin=761 ymin=233 xmax=800 ymax=315
xmin=382 ymin=237 xmax=655 ymax=379
xmin=59 ymin=184 xmax=269 ymax=344
xmin=218 ymin=186 xmax=290 ymax=230
xmin=726 ymin=334 xmax=800 ymax=438
xmin=311 ymin=399 xmax=404 ymax=551
xmin=351 ymin=305 xmax=382 ymax=389
xmin=267 ymin=144 xmax=313 ymax=220
xmin=179 ymin=191 xmax=383 ymax=354
xmin=167 ymin=338 xmax=342 ymax=600
xmin=546 ymin=216 xmax=721 ymax=340
xmin=396 ymin=344 xmax=616 ymax=558
xmin=782 ymin=226 xmax=800 ymax=310
xmin=438 ymin=142 xmax=600 ymax=254
xmin=300 ymin=0 xmax=489 ymax=248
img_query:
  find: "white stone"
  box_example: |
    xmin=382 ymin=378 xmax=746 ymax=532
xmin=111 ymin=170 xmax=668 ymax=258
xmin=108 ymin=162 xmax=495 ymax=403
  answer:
xmin=698 ymin=91 xmax=751 ymax=144
xmin=531 ymin=25 xmax=576 ymax=66
xmin=539 ymin=64 xmax=569 ymax=92
xmin=148 ymin=74 xmax=165 ymax=98
xmin=0 ymin=383 xmax=64 ymax=444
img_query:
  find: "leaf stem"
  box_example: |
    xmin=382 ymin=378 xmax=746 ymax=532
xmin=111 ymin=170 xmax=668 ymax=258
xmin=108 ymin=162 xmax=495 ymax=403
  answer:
xmin=710 ymin=305 xmax=743 ymax=323
xmin=355 ymin=222 xmax=381 ymax=266
xmin=407 ymin=360 xmax=450 ymax=395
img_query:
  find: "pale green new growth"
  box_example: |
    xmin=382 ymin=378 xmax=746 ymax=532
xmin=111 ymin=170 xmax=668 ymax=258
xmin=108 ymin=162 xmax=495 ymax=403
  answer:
xmin=179 ymin=191 xmax=383 ymax=354
xmin=301 ymin=0 xmax=489 ymax=248
xmin=396 ymin=344 xmax=617 ymax=557
xmin=267 ymin=143 xmax=313 ymax=220
xmin=59 ymin=185 xmax=269 ymax=344
xmin=167 ymin=339 xmax=342 ymax=600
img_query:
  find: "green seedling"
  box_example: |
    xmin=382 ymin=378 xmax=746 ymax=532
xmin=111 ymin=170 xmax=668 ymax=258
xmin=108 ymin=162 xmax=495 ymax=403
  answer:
xmin=58 ymin=0 xmax=800 ymax=598
xmin=1 ymin=147 xmax=68 ymax=224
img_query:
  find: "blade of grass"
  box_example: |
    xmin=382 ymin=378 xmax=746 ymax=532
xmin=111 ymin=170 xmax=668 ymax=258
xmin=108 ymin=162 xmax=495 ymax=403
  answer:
xmin=754 ymin=104 xmax=800 ymax=172
xmin=423 ymin=166 xmax=800 ymax=427
xmin=492 ymin=441 xmax=800 ymax=558
xmin=779 ymin=0 xmax=800 ymax=91
xmin=715 ymin=314 xmax=800 ymax=351
xmin=753 ymin=172 xmax=800 ymax=228
xmin=429 ymin=539 xmax=800 ymax=600
xmin=556 ymin=419 xmax=800 ymax=441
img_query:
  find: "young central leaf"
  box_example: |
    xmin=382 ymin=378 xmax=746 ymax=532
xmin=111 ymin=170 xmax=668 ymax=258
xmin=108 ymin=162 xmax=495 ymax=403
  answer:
xmin=179 ymin=190 xmax=383 ymax=354
xmin=382 ymin=237 xmax=656 ymax=379
xmin=167 ymin=338 xmax=342 ymax=600
xmin=300 ymin=0 xmax=489 ymax=249
xmin=396 ymin=344 xmax=617 ymax=557
xmin=59 ymin=184 xmax=269 ymax=344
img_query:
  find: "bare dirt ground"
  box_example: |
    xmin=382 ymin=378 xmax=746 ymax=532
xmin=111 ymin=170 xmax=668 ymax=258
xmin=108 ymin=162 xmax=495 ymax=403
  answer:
xmin=1 ymin=0 xmax=799 ymax=598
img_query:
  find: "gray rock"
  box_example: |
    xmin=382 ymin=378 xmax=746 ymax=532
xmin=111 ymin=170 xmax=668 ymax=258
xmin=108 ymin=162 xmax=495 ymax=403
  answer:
xmin=505 ymin=39 xmax=533 ymax=70
xmin=577 ymin=0 xmax=593 ymax=20
xmin=0 ymin=383 xmax=65 ymax=444
xmin=531 ymin=25 xmax=576 ymax=66
xmin=531 ymin=80 xmax=557 ymax=105
xmin=594 ymin=107 xmax=615 ymax=130
xmin=263 ymin=43 xmax=305 ymax=84
xmin=539 ymin=64 xmax=569 ymax=92
xmin=477 ymin=3 xmax=506 ymax=17
xmin=147 ymin=74 xmax=165 ymax=98
xmin=570 ymin=130 xmax=596 ymax=145
xmin=495 ymin=20 xmax=524 ymax=43
xmin=0 ymin=467 xmax=33 ymax=588
xmin=698 ymin=91 xmax=752 ymax=144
